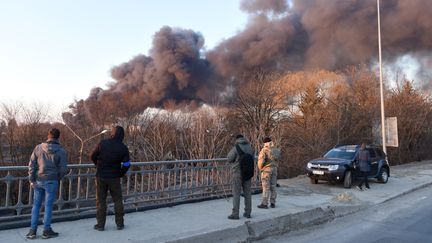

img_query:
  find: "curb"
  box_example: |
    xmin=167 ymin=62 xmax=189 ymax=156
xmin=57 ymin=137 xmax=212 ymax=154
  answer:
xmin=379 ymin=181 xmax=432 ymax=204
xmin=164 ymin=206 xmax=358 ymax=243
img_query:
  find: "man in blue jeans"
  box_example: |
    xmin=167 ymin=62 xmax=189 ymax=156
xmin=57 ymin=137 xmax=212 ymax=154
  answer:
xmin=26 ymin=128 xmax=68 ymax=239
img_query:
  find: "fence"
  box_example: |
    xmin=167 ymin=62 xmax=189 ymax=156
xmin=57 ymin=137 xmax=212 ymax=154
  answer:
xmin=0 ymin=159 xmax=261 ymax=229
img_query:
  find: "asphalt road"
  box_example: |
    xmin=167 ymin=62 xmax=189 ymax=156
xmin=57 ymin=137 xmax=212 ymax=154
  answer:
xmin=260 ymin=185 xmax=432 ymax=243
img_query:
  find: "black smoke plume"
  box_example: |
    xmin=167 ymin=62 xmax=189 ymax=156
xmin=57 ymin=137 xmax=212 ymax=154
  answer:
xmin=68 ymin=0 xmax=432 ymax=122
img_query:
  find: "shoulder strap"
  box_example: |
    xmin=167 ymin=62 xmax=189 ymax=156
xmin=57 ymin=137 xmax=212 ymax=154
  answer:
xmin=235 ymin=144 xmax=244 ymax=155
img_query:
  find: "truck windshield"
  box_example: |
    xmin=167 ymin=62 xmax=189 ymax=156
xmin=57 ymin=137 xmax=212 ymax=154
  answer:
xmin=324 ymin=148 xmax=356 ymax=160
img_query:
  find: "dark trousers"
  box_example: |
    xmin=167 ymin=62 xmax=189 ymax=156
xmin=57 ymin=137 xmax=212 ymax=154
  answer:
xmin=358 ymin=171 xmax=370 ymax=188
xmin=96 ymin=177 xmax=124 ymax=227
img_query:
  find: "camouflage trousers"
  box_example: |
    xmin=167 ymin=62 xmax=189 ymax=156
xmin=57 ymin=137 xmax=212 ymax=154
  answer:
xmin=261 ymin=167 xmax=277 ymax=205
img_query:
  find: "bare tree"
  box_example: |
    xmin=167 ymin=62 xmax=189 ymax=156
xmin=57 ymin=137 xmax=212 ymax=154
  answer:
xmin=386 ymin=80 xmax=432 ymax=163
xmin=231 ymin=70 xmax=284 ymax=152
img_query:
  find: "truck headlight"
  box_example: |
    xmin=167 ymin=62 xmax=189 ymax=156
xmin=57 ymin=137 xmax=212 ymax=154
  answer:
xmin=307 ymin=162 xmax=313 ymax=169
xmin=328 ymin=165 xmax=339 ymax=171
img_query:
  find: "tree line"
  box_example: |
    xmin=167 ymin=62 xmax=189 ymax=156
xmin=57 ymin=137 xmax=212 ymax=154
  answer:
xmin=1 ymin=66 xmax=431 ymax=179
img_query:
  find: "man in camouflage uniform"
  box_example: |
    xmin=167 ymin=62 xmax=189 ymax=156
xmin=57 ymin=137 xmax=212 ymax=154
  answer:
xmin=257 ymin=137 xmax=280 ymax=209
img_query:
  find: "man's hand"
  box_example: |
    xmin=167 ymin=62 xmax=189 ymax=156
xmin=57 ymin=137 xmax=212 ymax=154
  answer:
xmin=30 ymin=181 xmax=35 ymax=188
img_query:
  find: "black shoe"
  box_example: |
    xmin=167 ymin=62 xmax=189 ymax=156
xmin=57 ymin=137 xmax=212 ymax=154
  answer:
xmin=93 ymin=224 xmax=105 ymax=231
xmin=243 ymin=213 xmax=251 ymax=218
xmin=366 ymin=185 xmax=370 ymax=189
xmin=227 ymin=214 xmax=239 ymax=220
xmin=117 ymin=225 xmax=124 ymax=230
xmin=42 ymin=229 xmax=59 ymax=239
xmin=270 ymin=203 xmax=275 ymax=208
xmin=257 ymin=204 xmax=268 ymax=209
xmin=26 ymin=229 xmax=36 ymax=239
xmin=356 ymin=186 xmax=363 ymax=191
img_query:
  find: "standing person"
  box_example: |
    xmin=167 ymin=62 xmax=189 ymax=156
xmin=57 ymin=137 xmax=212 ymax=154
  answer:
xmin=26 ymin=128 xmax=68 ymax=239
xmin=91 ymin=126 xmax=130 ymax=231
xmin=356 ymin=143 xmax=371 ymax=191
xmin=226 ymin=134 xmax=254 ymax=220
xmin=257 ymin=137 xmax=280 ymax=209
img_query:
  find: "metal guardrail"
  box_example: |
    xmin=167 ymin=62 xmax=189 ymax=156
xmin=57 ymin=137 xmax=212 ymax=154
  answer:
xmin=0 ymin=159 xmax=261 ymax=229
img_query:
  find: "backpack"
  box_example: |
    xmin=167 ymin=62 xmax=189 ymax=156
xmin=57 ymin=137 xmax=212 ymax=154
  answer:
xmin=268 ymin=147 xmax=281 ymax=164
xmin=235 ymin=144 xmax=254 ymax=182
xmin=259 ymin=146 xmax=281 ymax=170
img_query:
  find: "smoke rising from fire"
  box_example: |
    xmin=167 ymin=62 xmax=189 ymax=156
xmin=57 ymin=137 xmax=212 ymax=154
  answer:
xmin=74 ymin=0 xmax=432 ymax=119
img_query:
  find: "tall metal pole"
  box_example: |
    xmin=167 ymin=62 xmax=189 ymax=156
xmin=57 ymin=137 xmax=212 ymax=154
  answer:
xmin=377 ymin=0 xmax=387 ymax=155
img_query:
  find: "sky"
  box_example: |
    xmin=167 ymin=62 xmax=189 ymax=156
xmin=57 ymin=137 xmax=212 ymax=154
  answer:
xmin=0 ymin=0 xmax=247 ymax=116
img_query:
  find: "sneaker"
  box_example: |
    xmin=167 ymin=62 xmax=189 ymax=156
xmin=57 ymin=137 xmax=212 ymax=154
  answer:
xmin=42 ymin=229 xmax=59 ymax=239
xmin=356 ymin=186 xmax=363 ymax=191
xmin=270 ymin=203 xmax=275 ymax=208
xmin=93 ymin=224 xmax=105 ymax=231
xmin=117 ymin=225 xmax=124 ymax=230
xmin=227 ymin=214 xmax=240 ymax=220
xmin=243 ymin=213 xmax=251 ymax=218
xmin=26 ymin=229 xmax=36 ymax=239
xmin=257 ymin=204 xmax=268 ymax=209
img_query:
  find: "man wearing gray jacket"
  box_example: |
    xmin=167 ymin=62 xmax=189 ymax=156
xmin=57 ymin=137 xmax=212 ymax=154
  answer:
xmin=26 ymin=128 xmax=68 ymax=239
xmin=226 ymin=134 xmax=254 ymax=220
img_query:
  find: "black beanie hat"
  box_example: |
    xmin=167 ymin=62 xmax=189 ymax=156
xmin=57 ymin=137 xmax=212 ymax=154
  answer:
xmin=263 ymin=137 xmax=272 ymax=143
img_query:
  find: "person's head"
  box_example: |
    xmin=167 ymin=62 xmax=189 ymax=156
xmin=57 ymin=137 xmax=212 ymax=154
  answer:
xmin=48 ymin=128 xmax=60 ymax=140
xmin=263 ymin=137 xmax=272 ymax=143
xmin=360 ymin=142 xmax=366 ymax=150
xmin=235 ymin=134 xmax=244 ymax=139
xmin=111 ymin=125 xmax=125 ymax=141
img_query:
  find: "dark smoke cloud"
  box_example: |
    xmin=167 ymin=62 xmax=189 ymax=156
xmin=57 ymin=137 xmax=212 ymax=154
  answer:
xmin=71 ymin=0 xmax=432 ymax=121
xmin=240 ymin=0 xmax=288 ymax=14
xmin=295 ymin=0 xmax=432 ymax=69
xmin=79 ymin=26 xmax=218 ymax=118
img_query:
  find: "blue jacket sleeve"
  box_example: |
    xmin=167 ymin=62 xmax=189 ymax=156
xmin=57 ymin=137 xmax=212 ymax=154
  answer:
xmin=120 ymin=148 xmax=130 ymax=176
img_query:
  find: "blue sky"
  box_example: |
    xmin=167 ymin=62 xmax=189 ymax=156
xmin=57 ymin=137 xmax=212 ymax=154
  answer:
xmin=0 ymin=0 xmax=247 ymax=114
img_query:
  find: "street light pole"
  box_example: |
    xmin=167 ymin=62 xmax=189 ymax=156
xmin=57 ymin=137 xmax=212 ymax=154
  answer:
xmin=78 ymin=130 xmax=109 ymax=164
xmin=377 ymin=0 xmax=387 ymax=155
xmin=63 ymin=123 xmax=108 ymax=201
xmin=63 ymin=123 xmax=108 ymax=164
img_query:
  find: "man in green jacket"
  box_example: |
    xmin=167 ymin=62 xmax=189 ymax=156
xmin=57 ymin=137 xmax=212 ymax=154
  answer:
xmin=226 ymin=134 xmax=254 ymax=219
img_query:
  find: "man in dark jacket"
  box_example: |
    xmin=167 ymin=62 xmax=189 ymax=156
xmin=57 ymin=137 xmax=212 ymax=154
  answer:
xmin=226 ymin=134 xmax=254 ymax=220
xmin=91 ymin=126 xmax=130 ymax=231
xmin=26 ymin=128 xmax=68 ymax=239
xmin=356 ymin=143 xmax=371 ymax=191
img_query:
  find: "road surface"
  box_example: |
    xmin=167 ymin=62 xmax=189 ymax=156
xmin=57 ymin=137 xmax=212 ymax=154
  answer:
xmin=261 ymin=185 xmax=432 ymax=243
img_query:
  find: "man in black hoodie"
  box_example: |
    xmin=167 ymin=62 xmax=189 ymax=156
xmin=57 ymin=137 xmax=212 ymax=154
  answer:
xmin=91 ymin=126 xmax=130 ymax=231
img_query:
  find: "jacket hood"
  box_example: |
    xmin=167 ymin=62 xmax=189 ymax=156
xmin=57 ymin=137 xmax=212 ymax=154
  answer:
xmin=41 ymin=139 xmax=61 ymax=153
xmin=235 ymin=137 xmax=249 ymax=145
xmin=111 ymin=126 xmax=125 ymax=141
